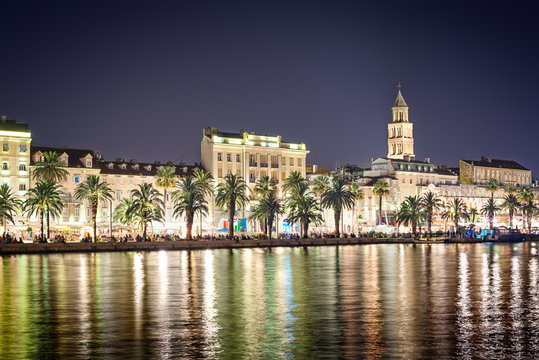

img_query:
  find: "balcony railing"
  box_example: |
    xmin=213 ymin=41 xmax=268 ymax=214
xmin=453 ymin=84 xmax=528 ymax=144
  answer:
xmin=260 ymin=162 xmax=268 ymax=167
xmin=271 ymin=163 xmax=279 ymax=168
xmin=249 ymin=162 xmax=257 ymax=167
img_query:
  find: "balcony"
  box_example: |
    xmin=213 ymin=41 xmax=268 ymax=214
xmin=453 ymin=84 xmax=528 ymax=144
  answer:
xmin=271 ymin=163 xmax=279 ymax=168
xmin=260 ymin=162 xmax=268 ymax=167
xmin=249 ymin=162 xmax=258 ymax=167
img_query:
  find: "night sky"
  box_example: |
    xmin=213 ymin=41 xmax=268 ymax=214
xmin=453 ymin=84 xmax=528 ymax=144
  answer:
xmin=1 ymin=0 xmax=538 ymax=172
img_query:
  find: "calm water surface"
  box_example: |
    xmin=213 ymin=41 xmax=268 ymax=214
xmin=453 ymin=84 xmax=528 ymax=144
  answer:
xmin=1 ymin=243 xmax=539 ymax=359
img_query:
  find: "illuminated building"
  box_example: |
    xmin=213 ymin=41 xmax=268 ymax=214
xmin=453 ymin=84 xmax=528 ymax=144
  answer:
xmin=459 ymin=157 xmax=531 ymax=186
xmin=0 ymin=115 xmax=31 ymax=196
xmin=201 ymin=127 xmax=309 ymax=232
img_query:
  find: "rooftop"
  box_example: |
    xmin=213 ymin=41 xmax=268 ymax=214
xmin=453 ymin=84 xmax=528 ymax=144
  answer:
xmin=461 ymin=157 xmax=529 ymax=171
xmin=0 ymin=116 xmax=31 ymax=133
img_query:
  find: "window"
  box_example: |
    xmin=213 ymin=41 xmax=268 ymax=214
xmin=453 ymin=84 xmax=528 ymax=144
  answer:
xmin=19 ymin=183 xmax=26 ymax=191
xmin=116 ymin=191 xmax=121 ymax=200
xmin=218 ymin=168 xmax=223 ymax=178
xmin=129 ymin=178 xmax=133 ymax=185
xmin=86 ymin=159 xmax=92 ymax=167
xmin=141 ymin=178 xmax=146 ymax=184
xmin=116 ymin=177 xmax=120 ymax=185
xmin=86 ymin=208 xmax=90 ymax=217
xmin=74 ymin=176 xmax=79 ymax=183
xmin=19 ymin=144 xmax=27 ymax=153
xmin=297 ymin=158 xmax=302 ymax=167
xmin=281 ymin=157 xmax=286 ymax=165
xmin=236 ymin=154 xmax=240 ymax=162
xmin=227 ymin=154 xmax=231 ymax=162
xmin=218 ymin=153 xmax=222 ymax=161
xmin=2 ymin=162 xmax=8 ymax=170
xmin=102 ymin=177 xmax=107 ymax=183
xmin=2 ymin=143 xmax=8 ymax=152
xmin=75 ymin=207 xmax=80 ymax=217
xmin=102 ymin=207 xmax=108 ymax=217
xmin=19 ymin=163 xmax=26 ymax=171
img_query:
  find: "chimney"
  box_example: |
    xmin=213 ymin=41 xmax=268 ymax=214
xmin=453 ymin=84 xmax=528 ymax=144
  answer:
xmin=424 ymin=157 xmax=430 ymax=164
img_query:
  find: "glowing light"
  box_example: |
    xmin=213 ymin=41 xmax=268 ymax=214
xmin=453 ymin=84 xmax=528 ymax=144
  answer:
xmin=0 ymin=130 xmax=31 ymax=138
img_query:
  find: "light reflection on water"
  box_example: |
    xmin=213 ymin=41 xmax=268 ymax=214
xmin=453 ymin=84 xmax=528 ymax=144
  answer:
xmin=1 ymin=243 xmax=539 ymax=359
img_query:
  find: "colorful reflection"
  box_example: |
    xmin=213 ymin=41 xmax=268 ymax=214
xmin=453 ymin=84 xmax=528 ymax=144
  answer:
xmin=0 ymin=243 xmax=538 ymax=358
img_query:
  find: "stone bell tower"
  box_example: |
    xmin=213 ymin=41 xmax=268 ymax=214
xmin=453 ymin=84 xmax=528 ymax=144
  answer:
xmin=387 ymin=85 xmax=414 ymax=160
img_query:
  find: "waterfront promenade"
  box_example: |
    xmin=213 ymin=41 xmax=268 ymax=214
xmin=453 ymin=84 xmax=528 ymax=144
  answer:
xmin=0 ymin=237 xmax=487 ymax=255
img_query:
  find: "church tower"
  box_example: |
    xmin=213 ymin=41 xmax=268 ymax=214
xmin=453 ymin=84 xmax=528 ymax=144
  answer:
xmin=387 ymin=85 xmax=414 ymax=160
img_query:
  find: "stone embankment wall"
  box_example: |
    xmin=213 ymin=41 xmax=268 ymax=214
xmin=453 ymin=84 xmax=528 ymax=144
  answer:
xmin=0 ymin=237 xmax=483 ymax=255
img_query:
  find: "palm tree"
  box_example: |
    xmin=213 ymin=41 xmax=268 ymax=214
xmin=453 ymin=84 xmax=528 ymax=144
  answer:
xmin=469 ymin=207 xmax=479 ymax=226
xmin=442 ymin=198 xmax=469 ymax=234
xmin=128 ymin=183 xmax=164 ymax=240
xmin=321 ymin=177 xmax=354 ymax=238
xmin=373 ymin=180 xmax=390 ymax=225
xmin=286 ymin=182 xmax=321 ymax=238
xmin=155 ymin=166 xmax=177 ymax=222
xmin=518 ymin=187 xmax=534 ymax=231
xmin=349 ymin=182 xmax=364 ymax=234
xmin=253 ymin=176 xmax=277 ymax=234
xmin=481 ymin=198 xmax=501 ymax=230
xmin=396 ymin=196 xmax=423 ymax=236
xmin=420 ymin=191 xmax=442 ymax=234
xmin=193 ymin=168 xmax=214 ymax=236
xmin=113 ymin=198 xmax=138 ymax=227
xmin=32 ymin=151 xmax=69 ymax=238
xmin=523 ymin=203 xmax=538 ymax=233
xmin=251 ymin=189 xmax=283 ymax=238
xmin=311 ymin=175 xmax=330 ymax=230
xmin=504 ymin=183 xmax=517 ymax=194
xmin=282 ymin=171 xmax=307 ymax=194
xmin=215 ymin=174 xmax=248 ymax=239
xmin=486 ymin=178 xmax=501 ymax=200
xmin=172 ymin=176 xmax=208 ymax=240
xmin=502 ymin=194 xmax=520 ymax=228
xmin=31 ymin=151 xmax=69 ymax=183
xmin=24 ymin=181 xmax=64 ymax=240
xmin=0 ymin=184 xmax=22 ymax=235
xmin=75 ymin=175 xmax=113 ymax=242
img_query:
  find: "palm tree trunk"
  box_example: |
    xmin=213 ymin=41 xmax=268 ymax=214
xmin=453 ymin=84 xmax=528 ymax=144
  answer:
xmin=142 ymin=209 xmax=148 ymax=240
xmin=92 ymin=204 xmax=97 ymax=243
xmin=303 ymin=221 xmax=309 ymax=239
xmin=228 ymin=201 xmax=235 ymax=240
xmin=412 ymin=221 xmax=417 ymax=236
xmin=3 ymin=215 xmax=6 ymax=235
xmin=163 ymin=189 xmax=167 ymax=223
xmin=268 ymin=216 xmax=273 ymax=239
xmin=46 ymin=207 xmax=50 ymax=239
xmin=40 ymin=210 xmax=44 ymax=241
xmin=378 ymin=196 xmax=383 ymax=225
xmin=527 ymin=214 xmax=532 ymax=233
xmin=334 ymin=210 xmax=341 ymax=238
xmin=186 ymin=212 xmax=193 ymax=240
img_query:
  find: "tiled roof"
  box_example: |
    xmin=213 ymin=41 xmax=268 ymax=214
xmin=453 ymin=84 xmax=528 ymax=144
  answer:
xmin=433 ymin=167 xmax=457 ymax=176
xmin=462 ymin=158 xmax=529 ymax=171
xmin=31 ymin=146 xmax=96 ymax=168
xmin=31 ymin=145 xmax=200 ymax=176
xmin=313 ymin=167 xmax=330 ymax=175
xmin=97 ymin=160 xmax=197 ymax=177
xmin=0 ymin=118 xmax=31 ymax=133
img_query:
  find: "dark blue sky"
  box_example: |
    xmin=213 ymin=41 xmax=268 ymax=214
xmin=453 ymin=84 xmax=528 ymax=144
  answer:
xmin=1 ymin=0 xmax=538 ymax=172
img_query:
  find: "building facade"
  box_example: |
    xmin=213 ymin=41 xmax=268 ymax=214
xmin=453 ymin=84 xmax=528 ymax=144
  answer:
xmin=201 ymin=127 xmax=309 ymax=232
xmin=0 ymin=116 xmax=31 ymax=196
xmin=459 ymin=157 xmax=531 ymax=186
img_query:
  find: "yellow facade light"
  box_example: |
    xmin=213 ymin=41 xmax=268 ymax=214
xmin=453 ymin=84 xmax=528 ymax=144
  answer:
xmin=0 ymin=131 xmax=31 ymax=138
